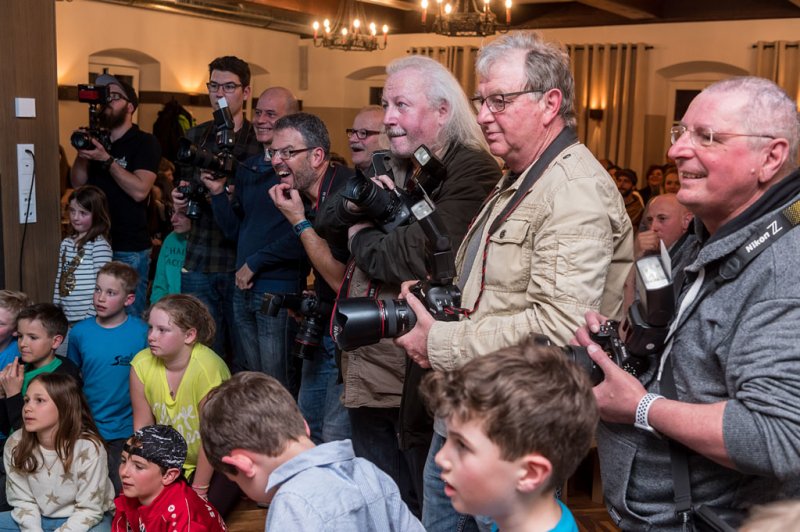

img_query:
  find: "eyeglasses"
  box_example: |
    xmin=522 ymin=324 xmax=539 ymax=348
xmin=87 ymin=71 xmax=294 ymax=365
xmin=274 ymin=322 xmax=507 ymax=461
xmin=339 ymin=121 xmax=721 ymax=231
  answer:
xmin=471 ymin=89 xmax=542 ymax=113
xmin=669 ymin=125 xmax=775 ymax=147
xmin=268 ymin=146 xmax=317 ymax=160
xmin=107 ymin=93 xmax=129 ymax=103
xmin=346 ymin=128 xmax=381 ymax=140
xmin=206 ymin=82 xmax=243 ymax=94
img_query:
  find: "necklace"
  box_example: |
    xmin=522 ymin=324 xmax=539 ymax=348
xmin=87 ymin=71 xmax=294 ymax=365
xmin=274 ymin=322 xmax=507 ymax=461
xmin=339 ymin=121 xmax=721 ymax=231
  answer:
xmin=40 ymin=452 xmax=59 ymax=477
xmin=58 ymin=244 xmax=86 ymax=297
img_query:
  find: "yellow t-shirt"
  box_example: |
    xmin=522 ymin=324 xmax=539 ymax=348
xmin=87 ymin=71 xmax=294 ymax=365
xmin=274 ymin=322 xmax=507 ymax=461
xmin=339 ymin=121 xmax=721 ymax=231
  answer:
xmin=131 ymin=343 xmax=230 ymax=478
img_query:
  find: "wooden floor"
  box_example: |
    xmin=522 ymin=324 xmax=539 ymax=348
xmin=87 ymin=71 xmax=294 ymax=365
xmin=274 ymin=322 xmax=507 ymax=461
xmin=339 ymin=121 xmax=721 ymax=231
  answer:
xmin=225 ymin=491 xmax=619 ymax=531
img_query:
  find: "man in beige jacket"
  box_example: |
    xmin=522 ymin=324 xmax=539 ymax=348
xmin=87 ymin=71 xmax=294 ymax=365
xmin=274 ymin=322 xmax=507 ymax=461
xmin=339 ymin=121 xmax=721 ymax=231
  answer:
xmin=397 ymin=31 xmax=633 ymax=531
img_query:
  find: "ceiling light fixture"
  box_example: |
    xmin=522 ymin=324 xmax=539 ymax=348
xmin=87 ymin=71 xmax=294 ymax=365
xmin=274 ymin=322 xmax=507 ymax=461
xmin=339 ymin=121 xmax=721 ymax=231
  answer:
xmin=420 ymin=0 xmax=511 ymax=37
xmin=312 ymin=0 xmax=388 ymax=52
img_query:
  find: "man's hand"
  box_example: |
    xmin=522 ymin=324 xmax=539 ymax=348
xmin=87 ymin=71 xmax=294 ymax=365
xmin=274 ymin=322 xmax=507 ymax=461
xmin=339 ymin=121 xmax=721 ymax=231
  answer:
xmin=0 ymin=358 xmax=25 ymax=398
xmin=171 ymin=180 xmax=190 ymax=212
xmin=268 ymin=183 xmax=306 ymax=225
xmin=636 ymin=230 xmax=661 ymax=258
xmin=235 ymin=263 xmax=255 ymax=290
xmin=395 ymin=281 xmax=435 ymax=368
xmin=75 ymin=137 xmax=111 ymax=162
xmin=200 ymin=171 xmax=226 ymax=196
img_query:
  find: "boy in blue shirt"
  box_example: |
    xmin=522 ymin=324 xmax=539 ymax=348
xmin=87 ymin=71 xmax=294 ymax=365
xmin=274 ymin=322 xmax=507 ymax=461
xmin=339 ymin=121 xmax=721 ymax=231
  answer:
xmin=0 ymin=291 xmax=31 ymax=379
xmin=68 ymin=261 xmax=148 ymax=494
xmin=420 ymin=338 xmax=599 ymax=532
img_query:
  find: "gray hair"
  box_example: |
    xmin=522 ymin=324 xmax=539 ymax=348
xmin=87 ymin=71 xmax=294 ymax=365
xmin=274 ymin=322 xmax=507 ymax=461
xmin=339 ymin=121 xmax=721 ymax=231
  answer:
xmin=387 ymin=56 xmax=488 ymax=152
xmin=274 ymin=112 xmax=331 ymax=158
xmin=476 ymin=31 xmax=576 ymax=128
xmin=702 ymin=77 xmax=799 ymax=171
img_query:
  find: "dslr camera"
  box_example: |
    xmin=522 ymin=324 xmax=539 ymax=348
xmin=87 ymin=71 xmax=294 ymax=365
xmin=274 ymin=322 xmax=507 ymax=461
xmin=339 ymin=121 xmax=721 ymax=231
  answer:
xmin=262 ymin=293 xmax=333 ymax=360
xmin=547 ymin=251 xmax=676 ymax=385
xmin=176 ymin=97 xmax=238 ymax=219
xmin=332 ymin=193 xmax=462 ymax=350
xmin=70 ymin=84 xmax=112 ymax=152
xmin=339 ymin=145 xmax=446 ymax=233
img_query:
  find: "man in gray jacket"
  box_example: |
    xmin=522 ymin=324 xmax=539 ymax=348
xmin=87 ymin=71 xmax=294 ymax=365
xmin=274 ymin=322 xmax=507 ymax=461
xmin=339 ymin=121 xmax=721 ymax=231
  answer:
xmin=577 ymin=76 xmax=800 ymax=530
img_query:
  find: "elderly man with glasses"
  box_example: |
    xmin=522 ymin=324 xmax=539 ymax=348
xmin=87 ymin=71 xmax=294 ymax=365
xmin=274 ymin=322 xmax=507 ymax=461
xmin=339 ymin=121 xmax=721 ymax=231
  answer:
xmin=172 ymin=56 xmax=261 ymax=369
xmin=574 ymin=77 xmax=800 ymax=530
xmin=346 ymin=105 xmax=389 ymax=175
xmin=396 ymin=31 xmax=633 ymax=531
xmin=71 ymin=74 xmax=161 ymax=317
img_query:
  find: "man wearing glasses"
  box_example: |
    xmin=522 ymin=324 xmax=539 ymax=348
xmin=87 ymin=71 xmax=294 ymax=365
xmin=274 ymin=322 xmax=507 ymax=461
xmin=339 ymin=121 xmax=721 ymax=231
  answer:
xmin=71 ymin=74 xmax=160 ymax=317
xmin=346 ymin=105 xmax=389 ymax=175
xmin=268 ymin=112 xmax=355 ymax=446
xmin=396 ymin=32 xmax=632 ymax=531
xmin=575 ymin=77 xmax=800 ymax=530
xmin=172 ymin=56 xmax=260 ymax=368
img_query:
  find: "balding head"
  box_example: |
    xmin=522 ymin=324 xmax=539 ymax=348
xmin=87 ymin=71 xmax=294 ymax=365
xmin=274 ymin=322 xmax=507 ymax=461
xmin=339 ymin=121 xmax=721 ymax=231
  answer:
xmin=645 ymin=194 xmax=693 ymax=248
xmin=254 ymin=87 xmax=299 ymax=146
xmin=349 ymin=105 xmax=389 ymax=173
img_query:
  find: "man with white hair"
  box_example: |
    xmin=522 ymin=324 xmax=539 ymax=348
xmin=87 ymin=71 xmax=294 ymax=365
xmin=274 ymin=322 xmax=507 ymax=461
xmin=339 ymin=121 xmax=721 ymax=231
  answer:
xmin=576 ymin=76 xmax=800 ymax=530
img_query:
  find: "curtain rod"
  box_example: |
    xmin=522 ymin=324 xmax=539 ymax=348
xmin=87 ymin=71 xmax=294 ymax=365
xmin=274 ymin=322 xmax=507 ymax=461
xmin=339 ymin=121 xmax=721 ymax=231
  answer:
xmin=568 ymin=44 xmax=653 ymax=51
xmin=751 ymin=43 xmax=799 ymax=49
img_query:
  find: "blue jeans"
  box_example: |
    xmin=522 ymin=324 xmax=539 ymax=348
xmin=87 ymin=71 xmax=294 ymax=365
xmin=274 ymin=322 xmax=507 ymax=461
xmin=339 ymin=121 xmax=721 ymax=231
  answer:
xmin=113 ymin=249 xmax=150 ymax=317
xmin=0 ymin=511 xmax=112 ymax=531
xmin=180 ymin=270 xmax=240 ymax=368
xmin=298 ymin=335 xmax=351 ymax=444
xmin=233 ymin=285 xmax=293 ymax=386
xmin=423 ymin=432 xmax=480 ymax=532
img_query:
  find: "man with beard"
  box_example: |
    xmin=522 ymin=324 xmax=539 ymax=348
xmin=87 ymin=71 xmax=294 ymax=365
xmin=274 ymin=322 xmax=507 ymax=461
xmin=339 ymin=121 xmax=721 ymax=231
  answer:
xmin=71 ymin=74 xmax=160 ymax=316
xmin=202 ymin=87 xmax=308 ymax=388
xmin=347 ymin=105 xmax=389 ymax=175
xmin=616 ymin=167 xmax=645 ymax=228
xmin=268 ymin=112 xmax=354 ymax=445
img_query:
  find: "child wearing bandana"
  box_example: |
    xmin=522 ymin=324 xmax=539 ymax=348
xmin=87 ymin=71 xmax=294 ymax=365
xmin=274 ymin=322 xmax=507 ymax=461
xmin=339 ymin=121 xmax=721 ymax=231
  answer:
xmin=111 ymin=425 xmax=227 ymax=531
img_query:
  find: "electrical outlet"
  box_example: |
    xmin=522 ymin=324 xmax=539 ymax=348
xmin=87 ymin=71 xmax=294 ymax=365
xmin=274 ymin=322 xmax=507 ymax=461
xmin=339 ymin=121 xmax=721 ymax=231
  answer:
xmin=17 ymin=144 xmax=36 ymax=224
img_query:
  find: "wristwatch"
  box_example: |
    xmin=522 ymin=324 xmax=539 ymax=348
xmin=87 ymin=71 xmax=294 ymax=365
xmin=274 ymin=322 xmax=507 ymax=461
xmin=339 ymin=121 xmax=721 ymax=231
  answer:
xmin=102 ymin=156 xmax=115 ymax=171
xmin=634 ymin=393 xmax=664 ymax=437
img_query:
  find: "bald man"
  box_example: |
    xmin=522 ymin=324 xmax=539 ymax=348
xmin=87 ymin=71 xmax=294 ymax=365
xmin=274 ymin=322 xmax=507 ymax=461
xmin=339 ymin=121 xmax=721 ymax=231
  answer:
xmin=347 ymin=105 xmax=389 ymax=174
xmin=636 ymin=193 xmax=693 ymax=257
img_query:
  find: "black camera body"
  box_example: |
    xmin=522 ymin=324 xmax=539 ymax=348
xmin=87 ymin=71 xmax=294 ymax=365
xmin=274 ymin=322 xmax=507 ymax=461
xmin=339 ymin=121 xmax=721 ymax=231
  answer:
xmin=175 ymin=97 xmax=237 ymax=219
xmin=70 ymin=84 xmax=112 ymax=153
xmin=262 ymin=293 xmax=333 ymax=360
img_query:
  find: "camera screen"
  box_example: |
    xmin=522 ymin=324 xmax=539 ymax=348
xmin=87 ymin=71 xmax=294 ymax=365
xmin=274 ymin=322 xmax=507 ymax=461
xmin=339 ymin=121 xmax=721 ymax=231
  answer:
xmin=636 ymin=255 xmax=670 ymax=289
xmin=414 ymin=146 xmax=431 ymax=166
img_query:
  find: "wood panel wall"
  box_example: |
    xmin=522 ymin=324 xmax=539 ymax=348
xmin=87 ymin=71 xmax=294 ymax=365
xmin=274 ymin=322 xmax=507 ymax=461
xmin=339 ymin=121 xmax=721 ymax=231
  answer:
xmin=0 ymin=0 xmax=61 ymax=300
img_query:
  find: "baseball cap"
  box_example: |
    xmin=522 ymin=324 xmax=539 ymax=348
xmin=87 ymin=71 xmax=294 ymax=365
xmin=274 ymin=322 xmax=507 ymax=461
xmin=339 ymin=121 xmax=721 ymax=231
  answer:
xmin=124 ymin=425 xmax=187 ymax=471
xmin=95 ymin=73 xmax=139 ymax=110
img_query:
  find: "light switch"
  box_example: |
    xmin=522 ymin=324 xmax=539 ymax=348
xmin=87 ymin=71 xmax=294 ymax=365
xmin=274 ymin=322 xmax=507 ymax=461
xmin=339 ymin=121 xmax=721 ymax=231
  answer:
xmin=15 ymin=98 xmax=36 ymax=118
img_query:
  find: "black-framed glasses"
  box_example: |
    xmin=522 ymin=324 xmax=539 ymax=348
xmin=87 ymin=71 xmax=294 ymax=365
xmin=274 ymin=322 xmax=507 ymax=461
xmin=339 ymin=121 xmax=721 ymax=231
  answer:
xmin=206 ymin=81 xmax=243 ymax=94
xmin=471 ymin=89 xmax=543 ymax=113
xmin=346 ymin=128 xmax=381 ymax=140
xmin=268 ymin=146 xmax=317 ymax=160
xmin=669 ymin=125 xmax=775 ymax=147
xmin=107 ymin=93 xmax=129 ymax=103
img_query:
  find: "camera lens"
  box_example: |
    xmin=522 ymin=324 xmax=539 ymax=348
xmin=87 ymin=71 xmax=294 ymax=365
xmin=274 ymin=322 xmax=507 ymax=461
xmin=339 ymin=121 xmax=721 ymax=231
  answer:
xmin=559 ymin=345 xmax=604 ymax=386
xmin=332 ymin=298 xmax=417 ymax=351
xmin=70 ymin=131 xmax=93 ymax=151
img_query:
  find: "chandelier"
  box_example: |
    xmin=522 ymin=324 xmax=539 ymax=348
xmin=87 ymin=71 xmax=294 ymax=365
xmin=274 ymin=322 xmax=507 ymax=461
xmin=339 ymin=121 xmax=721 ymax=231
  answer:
xmin=312 ymin=0 xmax=388 ymax=52
xmin=420 ymin=0 xmax=512 ymax=37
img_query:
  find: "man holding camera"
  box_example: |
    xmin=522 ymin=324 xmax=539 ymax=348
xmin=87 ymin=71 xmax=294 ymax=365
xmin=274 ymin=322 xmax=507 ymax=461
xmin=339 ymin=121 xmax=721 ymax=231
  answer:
xmin=268 ymin=112 xmax=354 ymax=444
xmin=172 ymin=56 xmax=260 ymax=364
xmin=201 ymin=87 xmax=307 ymax=387
xmin=71 ymin=74 xmax=160 ymax=317
xmin=396 ymin=32 xmax=632 ymax=531
xmin=575 ymin=77 xmax=800 ymax=530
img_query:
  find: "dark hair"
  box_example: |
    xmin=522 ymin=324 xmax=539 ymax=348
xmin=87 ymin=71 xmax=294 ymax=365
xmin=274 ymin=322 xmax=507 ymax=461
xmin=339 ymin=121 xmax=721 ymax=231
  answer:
xmin=12 ymin=373 xmax=103 ymax=474
xmin=208 ymin=56 xmax=251 ymax=88
xmin=201 ymin=372 xmax=307 ymax=475
xmin=420 ymin=338 xmax=598 ymax=491
xmin=18 ymin=303 xmax=68 ymax=338
xmin=68 ymin=185 xmax=110 ymax=249
xmin=97 ymin=261 xmax=139 ymax=296
xmin=274 ymin=112 xmax=331 ymax=158
xmin=146 ymin=294 xmax=216 ymax=347
xmin=617 ymin=168 xmax=638 ymax=187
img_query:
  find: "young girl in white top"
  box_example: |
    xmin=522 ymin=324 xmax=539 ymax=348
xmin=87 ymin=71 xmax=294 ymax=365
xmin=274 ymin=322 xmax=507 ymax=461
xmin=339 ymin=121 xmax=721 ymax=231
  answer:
xmin=53 ymin=185 xmax=112 ymax=324
xmin=129 ymin=294 xmax=234 ymax=515
xmin=0 ymin=373 xmax=115 ymax=531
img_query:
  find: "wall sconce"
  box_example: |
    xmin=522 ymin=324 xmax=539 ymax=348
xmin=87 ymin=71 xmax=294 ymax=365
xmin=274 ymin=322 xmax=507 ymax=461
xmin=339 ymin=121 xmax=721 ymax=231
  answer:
xmin=588 ymin=108 xmax=604 ymax=121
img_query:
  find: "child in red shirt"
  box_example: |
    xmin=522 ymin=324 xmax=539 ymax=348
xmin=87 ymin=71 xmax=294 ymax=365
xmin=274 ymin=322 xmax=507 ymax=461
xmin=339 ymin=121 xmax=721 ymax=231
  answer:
xmin=111 ymin=425 xmax=227 ymax=531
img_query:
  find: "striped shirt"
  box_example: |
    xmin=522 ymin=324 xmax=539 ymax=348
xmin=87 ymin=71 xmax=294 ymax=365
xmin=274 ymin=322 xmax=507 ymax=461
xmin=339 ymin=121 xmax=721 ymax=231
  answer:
xmin=53 ymin=236 xmax=112 ymax=322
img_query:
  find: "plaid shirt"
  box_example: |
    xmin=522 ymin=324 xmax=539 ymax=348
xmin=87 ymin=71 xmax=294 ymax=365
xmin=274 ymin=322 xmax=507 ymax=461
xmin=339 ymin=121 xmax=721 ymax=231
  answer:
xmin=180 ymin=118 xmax=261 ymax=273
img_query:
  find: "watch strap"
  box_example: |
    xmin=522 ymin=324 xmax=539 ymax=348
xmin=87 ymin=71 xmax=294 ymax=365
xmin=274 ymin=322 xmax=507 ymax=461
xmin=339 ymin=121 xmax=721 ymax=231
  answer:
xmin=635 ymin=392 xmax=664 ymax=437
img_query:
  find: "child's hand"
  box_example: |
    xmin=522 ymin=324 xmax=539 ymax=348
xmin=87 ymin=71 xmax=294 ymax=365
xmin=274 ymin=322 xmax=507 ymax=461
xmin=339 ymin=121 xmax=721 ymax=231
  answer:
xmin=0 ymin=359 xmax=24 ymax=398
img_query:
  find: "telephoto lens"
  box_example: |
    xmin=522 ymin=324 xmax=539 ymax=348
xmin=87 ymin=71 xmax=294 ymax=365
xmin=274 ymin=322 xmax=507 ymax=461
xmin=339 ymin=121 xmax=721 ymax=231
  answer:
xmin=332 ymin=298 xmax=417 ymax=351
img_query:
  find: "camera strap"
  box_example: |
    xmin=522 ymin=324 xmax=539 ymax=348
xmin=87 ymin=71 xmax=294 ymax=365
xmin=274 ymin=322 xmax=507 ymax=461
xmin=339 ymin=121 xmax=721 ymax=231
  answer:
xmin=457 ymin=127 xmax=579 ymax=316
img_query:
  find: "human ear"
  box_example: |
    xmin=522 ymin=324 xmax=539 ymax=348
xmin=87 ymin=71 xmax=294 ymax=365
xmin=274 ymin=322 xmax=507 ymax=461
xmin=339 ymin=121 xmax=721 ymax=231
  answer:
xmin=516 ymin=453 xmax=553 ymax=493
xmin=124 ymin=293 xmax=136 ymax=308
xmin=222 ymin=451 xmax=257 ymax=478
xmin=50 ymin=334 xmax=64 ymax=351
xmin=162 ymin=467 xmax=182 ymax=485
xmin=539 ymin=89 xmax=563 ymax=127
xmin=183 ymin=327 xmax=198 ymax=345
xmin=759 ymin=138 xmax=790 ymax=183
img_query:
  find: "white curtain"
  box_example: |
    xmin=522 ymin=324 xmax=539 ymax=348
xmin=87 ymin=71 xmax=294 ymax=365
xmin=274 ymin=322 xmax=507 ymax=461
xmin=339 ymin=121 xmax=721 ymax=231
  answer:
xmin=568 ymin=43 xmax=649 ymax=173
xmin=407 ymin=46 xmax=479 ymax=97
xmin=754 ymin=41 xmax=800 ymax=104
